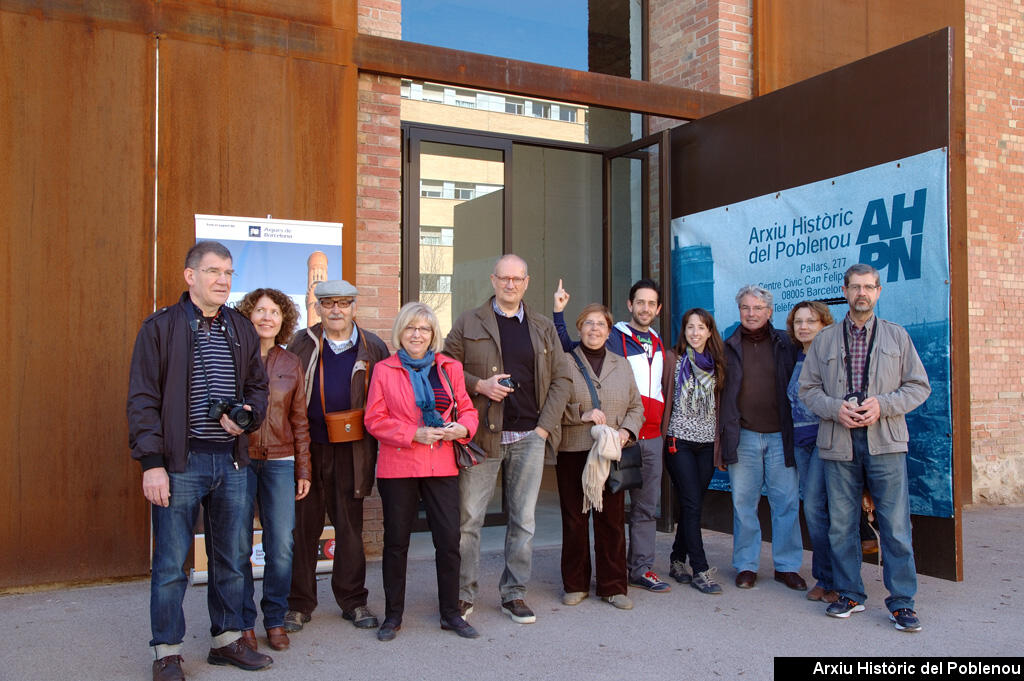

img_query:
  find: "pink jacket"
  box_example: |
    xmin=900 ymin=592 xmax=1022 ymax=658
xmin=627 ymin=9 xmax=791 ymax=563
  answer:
xmin=365 ymin=353 xmax=479 ymax=478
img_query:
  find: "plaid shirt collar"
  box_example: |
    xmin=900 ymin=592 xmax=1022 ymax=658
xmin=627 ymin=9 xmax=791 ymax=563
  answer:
xmin=844 ymin=314 xmax=876 ymax=393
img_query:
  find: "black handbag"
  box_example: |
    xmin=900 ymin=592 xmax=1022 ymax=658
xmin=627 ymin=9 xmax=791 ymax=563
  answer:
xmin=568 ymin=350 xmax=643 ymax=493
xmin=438 ymin=365 xmax=486 ymax=470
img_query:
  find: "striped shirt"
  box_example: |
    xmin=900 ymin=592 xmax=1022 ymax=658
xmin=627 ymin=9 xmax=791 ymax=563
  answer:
xmin=188 ymin=312 xmax=238 ymax=442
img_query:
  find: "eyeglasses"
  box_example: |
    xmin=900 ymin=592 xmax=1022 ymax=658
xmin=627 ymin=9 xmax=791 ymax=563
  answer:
xmin=198 ymin=267 xmax=235 ymax=279
xmin=493 ymin=275 xmax=526 ymax=287
xmin=581 ymin=320 xmax=609 ymax=329
xmin=319 ymin=298 xmax=354 ymax=310
xmin=846 ymin=284 xmax=879 ymax=293
xmin=403 ymin=325 xmax=433 ymax=336
xmin=740 ymin=305 xmax=768 ymax=313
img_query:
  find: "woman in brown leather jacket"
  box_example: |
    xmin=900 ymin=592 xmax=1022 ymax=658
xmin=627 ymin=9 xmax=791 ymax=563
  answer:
xmin=235 ymin=288 xmax=311 ymax=652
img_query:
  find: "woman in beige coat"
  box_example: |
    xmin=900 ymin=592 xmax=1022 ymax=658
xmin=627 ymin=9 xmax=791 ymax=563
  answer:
xmin=556 ymin=303 xmax=644 ymax=610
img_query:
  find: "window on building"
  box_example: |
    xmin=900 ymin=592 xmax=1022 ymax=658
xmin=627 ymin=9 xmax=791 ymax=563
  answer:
xmin=454 ymin=91 xmax=477 ymax=108
xmin=421 ymin=84 xmax=445 ymax=103
xmin=420 ymin=180 xmax=444 ymax=198
xmin=505 ymin=98 xmax=525 ymax=115
xmin=420 ymin=273 xmax=452 ymax=293
xmin=531 ymin=102 xmax=551 ymax=119
xmin=420 ymin=227 xmax=454 ymax=246
xmin=558 ymin=106 xmax=578 ymax=123
xmin=454 ymin=183 xmax=476 ymax=200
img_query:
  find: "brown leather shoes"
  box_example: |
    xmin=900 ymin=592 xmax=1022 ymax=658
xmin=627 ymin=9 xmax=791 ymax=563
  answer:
xmin=240 ymin=629 xmax=257 ymax=651
xmin=207 ymin=638 xmax=273 ymax=671
xmin=152 ymin=655 xmax=184 ymax=681
xmin=807 ymin=585 xmax=839 ymax=603
xmin=735 ymin=570 xmax=757 ymax=588
xmin=774 ymin=571 xmax=808 ymax=591
xmin=266 ymin=626 xmax=290 ymax=651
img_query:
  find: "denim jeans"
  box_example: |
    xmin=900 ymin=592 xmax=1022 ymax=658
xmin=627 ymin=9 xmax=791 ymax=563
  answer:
xmin=243 ymin=458 xmax=296 ymax=631
xmin=150 ymin=451 xmax=249 ymax=649
xmin=824 ymin=428 xmax=917 ymax=611
xmin=727 ymin=429 xmax=803 ymax=573
xmin=627 ymin=436 xmax=664 ymax=580
xmin=794 ymin=444 xmax=834 ymax=590
xmin=458 ymin=431 xmax=545 ymax=603
xmin=664 ymin=439 xmax=716 ymax=574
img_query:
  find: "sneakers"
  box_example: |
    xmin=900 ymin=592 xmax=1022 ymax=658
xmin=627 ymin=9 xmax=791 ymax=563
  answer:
xmin=826 ymin=596 xmax=866 ymax=618
xmin=501 ymin=599 xmax=536 ymax=624
xmin=890 ymin=608 xmax=922 ymax=632
xmin=690 ymin=567 xmax=723 ymax=595
xmin=562 ymin=591 xmax=588 ymax=606
xmin=669 ymin=560 xmax=692 ymax=585
xmin=629 ymin=570 xmax=671 ymax=593
xmin=458 ymin=600 xmax=474 ymax=617
xmin=603 ymin=594 xmax=634 ymax=610
xmin=283 ymin=610 xmax=310 ymax=633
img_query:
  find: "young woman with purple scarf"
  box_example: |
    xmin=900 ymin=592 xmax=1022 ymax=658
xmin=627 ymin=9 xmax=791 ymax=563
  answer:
xmin=664 ymin=308 xmax=728 ymax=594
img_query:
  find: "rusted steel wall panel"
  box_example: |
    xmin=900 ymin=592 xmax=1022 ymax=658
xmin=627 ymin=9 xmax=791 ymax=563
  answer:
xmin=156 ymin=37 xmax=353 ymax=305
xmin=0 ymin=12 xmax=155 ymax=588
xmin=353 ymin=34 xmax=746 ymax=121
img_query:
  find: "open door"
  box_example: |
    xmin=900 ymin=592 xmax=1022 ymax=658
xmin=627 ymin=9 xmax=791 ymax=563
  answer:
xmin=668 ymin=28 xmax=964 ymax=580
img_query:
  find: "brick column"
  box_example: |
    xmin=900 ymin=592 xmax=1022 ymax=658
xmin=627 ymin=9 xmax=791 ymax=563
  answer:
xmin=356 ymin=0 xmax=402 ymax=557
xmin=965 ymin=0 xmax=1024 ymax=503
xmin=647 ymin=0 xmax=753 ymax=132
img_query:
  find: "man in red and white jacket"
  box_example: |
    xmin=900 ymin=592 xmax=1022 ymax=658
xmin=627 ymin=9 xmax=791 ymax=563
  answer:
xmin=554 ymin=278 xmax=673 ymax=593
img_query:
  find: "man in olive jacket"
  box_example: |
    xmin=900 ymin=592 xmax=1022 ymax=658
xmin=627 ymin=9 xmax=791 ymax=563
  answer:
xmin=799 ymin=263 xmax=930 ymax=632
xmin=443 ymin=254 xmax=571 ymax=624
xmin=284 ymin=280 xmax=390 ymax=633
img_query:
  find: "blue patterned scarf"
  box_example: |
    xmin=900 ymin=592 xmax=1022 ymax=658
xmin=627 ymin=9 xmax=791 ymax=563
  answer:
xmin=397 ymin=349 xmax=445 ymax=427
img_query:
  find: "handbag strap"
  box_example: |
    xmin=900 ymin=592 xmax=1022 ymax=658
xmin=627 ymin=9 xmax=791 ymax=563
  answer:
xmin=569 ymin=350 xmax=601 ymax=410
xmin=318 ymin=328 xmax=370 ymax=410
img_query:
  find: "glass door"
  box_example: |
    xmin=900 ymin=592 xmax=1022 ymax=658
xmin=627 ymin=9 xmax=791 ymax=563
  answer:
xmin=603 ymin=131 xmax=674 ymax=531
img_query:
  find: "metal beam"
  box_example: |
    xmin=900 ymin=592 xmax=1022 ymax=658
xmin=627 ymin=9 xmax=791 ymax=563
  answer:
xmin=353 ymin=34 xmax=746 ymax=121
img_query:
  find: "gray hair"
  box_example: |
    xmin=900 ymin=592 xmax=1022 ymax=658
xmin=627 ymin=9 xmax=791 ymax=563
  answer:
xmin=391 ymin=301 xmax=444 ymax=353
xmin=735 ymin=284 xmax=773 ymax=308
xmin=843 ymin=263 xmax=881 ymax=287
xmin=185 ymin=241 xmax=232 ymax=269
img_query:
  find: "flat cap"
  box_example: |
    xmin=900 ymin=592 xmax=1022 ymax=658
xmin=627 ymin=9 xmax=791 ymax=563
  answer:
xmin=314 ymin=279 xmax=358 ymax=298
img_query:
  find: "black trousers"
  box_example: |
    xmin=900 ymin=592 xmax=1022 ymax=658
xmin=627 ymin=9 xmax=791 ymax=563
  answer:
xmin=289 ymin=441 xmax=367 ymax=615
xmin=377 ymin=475 xmax=461 ymax=621
xmin=664 ymin=439 xmax=716 ymax=574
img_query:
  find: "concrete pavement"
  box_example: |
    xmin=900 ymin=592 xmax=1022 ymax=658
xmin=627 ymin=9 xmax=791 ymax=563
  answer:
xmin=3 ymin=504 xmax=1021 ymax=681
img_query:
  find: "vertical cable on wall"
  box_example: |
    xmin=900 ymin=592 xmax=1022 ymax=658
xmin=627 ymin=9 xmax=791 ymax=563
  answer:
xmin=152 ymin=36 xmax=160 ymax=313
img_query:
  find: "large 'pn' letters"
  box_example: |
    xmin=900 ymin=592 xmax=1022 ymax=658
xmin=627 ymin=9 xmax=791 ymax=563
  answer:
xmin=856 ymin=188 xmax=927 ymax=282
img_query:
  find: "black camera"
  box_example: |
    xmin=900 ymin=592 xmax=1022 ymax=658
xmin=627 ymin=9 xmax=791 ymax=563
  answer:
xmin=497 ymin=377 xmax=519 ymax=390
xmin=843 ymin=391 xmax=866 ymax=407
xmin=208 ymin=399 xmax=253 ymax=429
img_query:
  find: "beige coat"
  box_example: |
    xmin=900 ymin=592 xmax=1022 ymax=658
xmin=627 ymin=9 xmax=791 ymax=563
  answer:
xmin=798 ymin=316 xmax=931 ymax=461
xmin=443 ymin=298 xmax=571 ymax=458
xmin=557 ymin=348 xmax=645 ymax=453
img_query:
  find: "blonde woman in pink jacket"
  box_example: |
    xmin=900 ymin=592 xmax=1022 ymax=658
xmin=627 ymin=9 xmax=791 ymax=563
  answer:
xmin=364 ymin=302 xmax=479 ymax=643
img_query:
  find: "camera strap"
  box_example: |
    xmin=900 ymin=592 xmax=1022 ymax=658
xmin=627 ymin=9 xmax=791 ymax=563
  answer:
xmin=187 ymin=302 xmax=240 ymax=405
xmin=843 ymin=317 xmax=878 ymax=395
xmin=569 ymin=349 xmax=602 ymax=410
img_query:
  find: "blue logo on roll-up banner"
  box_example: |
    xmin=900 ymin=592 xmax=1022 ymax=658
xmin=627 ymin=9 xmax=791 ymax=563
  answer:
xmin=671 ymin=148 xmax=952 ymax=518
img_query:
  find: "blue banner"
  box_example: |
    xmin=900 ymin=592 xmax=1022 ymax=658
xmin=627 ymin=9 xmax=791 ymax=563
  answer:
xmin=670 ymin=148 xmax=952 ymax=517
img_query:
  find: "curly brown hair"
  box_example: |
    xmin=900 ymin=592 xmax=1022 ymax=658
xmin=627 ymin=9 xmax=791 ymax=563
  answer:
xmin=235 ymin=288 xmax=300 ymax=346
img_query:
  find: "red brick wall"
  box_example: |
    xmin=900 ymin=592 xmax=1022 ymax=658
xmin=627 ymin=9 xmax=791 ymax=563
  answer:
xmin=356 ymin=0 xmax=403 ymax=555
xmin=964 ymin=0 xmax=1024 ymax=503
xmin=648 ymin=0 xmax=753 ymax=131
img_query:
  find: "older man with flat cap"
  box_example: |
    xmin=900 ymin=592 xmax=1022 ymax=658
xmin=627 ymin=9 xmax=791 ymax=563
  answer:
xmin=284 ymin=280 xmax=389 ymax=632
